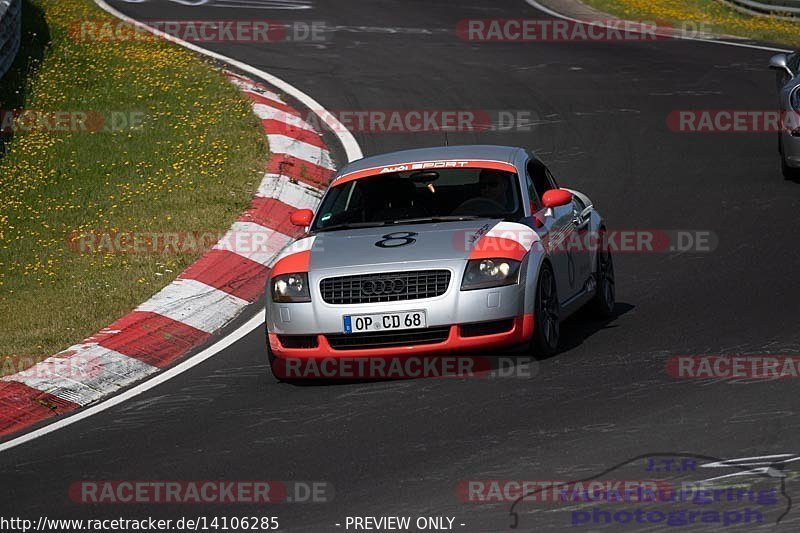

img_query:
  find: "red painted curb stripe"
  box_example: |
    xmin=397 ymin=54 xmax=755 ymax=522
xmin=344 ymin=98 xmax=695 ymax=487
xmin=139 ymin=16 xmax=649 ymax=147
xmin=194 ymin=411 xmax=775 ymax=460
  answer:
xmin=97 ymin=312 xmax=211 ymax=369
xmin=261 ymin=120 xmax=327 ymax=149
xmin=180 ymin=249 xmax=270 ymax=303
xmin=267 ymin=154 xmax=335 ymax=188
xmin=245 ymin=92 xmax=302 ymax=117
xmin=239 ymin=196 xmax=306 ymax=237
xmin=0 ymin=382 xmax=79 ymax=438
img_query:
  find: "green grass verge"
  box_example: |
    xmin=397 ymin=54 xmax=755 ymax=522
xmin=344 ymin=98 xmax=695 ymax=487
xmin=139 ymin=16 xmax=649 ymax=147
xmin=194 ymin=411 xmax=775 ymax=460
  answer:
xmin=0 ymin=0 xmax=268 ymax=370
xmin=581 ymin=0 xmax=800 ymax=48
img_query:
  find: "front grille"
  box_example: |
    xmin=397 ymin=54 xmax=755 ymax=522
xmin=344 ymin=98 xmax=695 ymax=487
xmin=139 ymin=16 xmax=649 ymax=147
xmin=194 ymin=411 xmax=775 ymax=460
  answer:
xmin=278 ymin=335 xmax=319 ymax=349
xmin=460 ymin=319 xmax=515 ymax=338
xmin=320 ymin=270 xmax=451 ymax=305
xmin=326 ymin=326 xmax=451 ymax=350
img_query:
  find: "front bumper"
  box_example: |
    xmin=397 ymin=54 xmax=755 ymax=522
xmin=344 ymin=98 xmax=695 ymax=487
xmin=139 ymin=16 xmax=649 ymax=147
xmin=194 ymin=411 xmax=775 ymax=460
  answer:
xmin=266 ymin=260 xmax=531 ymax=358
xmin=268 ymin=314 xmax=534 ymax=359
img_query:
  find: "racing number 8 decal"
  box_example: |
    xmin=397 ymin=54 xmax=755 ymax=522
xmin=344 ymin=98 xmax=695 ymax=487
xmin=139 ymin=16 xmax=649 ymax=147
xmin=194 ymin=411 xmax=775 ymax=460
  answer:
xmin=375 ymin=232 xmax=418 ymax=248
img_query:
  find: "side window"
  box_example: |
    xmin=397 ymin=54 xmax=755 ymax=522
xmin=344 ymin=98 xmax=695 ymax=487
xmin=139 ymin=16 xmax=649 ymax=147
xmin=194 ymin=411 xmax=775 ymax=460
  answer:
xmin=523 ymin=164 xmax=539 ymax=206
xmin=545 ymin=167 xmax=559 ymax=189
xmin=527 ymin=159 xmax=555 ymax=201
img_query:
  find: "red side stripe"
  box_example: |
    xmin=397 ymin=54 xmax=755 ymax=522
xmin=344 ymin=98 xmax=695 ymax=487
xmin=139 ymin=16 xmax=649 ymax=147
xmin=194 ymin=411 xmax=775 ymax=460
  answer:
xmin=0 ymin=381 xmax=79 ymax=437
xmin=180 ymin=249 xmax=270 ymax=303
xmin=267 ymin=155 xmax=334 ymax=188
xmin=97 ymin=312 xmax=211 ymax=368
xmin=270 ymin=250 xmax=311 ymax=278
xmin=469 ymin=236 xmax=529 ymax=261
xmin=240 ymin=197 xmax=305 ymax=238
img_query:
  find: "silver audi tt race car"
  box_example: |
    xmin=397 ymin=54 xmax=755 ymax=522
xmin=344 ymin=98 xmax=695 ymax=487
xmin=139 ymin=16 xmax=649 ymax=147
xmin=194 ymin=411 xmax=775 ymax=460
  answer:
xmin=264 ymin=145 xmax=615 ymax=376
xmin=769 ymin=51 xmax=800 ymax=179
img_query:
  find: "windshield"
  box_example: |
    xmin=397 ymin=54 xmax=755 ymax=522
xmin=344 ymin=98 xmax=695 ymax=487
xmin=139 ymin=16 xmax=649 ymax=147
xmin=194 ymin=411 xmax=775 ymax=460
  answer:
xmin=312 ymin=167 xmax=523 ymax=232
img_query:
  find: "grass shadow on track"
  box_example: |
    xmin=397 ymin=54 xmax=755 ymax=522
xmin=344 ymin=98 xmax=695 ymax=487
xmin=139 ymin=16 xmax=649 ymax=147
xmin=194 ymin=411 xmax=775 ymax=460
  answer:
xmin=0 ymin=0 xmax=50 ymax=159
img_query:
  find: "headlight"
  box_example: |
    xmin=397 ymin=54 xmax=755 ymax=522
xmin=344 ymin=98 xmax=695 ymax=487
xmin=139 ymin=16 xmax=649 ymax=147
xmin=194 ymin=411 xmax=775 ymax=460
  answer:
xmin=461 ymin=259 xmax=521 ymax=290
xmin=792 ymin=87 xmax=800 ymax=111
xmin=271 ymin=273 xmax=311 ymax=302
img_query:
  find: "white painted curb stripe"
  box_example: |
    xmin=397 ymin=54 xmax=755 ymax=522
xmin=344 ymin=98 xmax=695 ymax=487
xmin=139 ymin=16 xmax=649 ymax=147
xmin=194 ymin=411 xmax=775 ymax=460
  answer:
xmin=267 ymin=134 xmax=336 ymax=170
xmin=253 ymin=104 xmax=318 ymax=134
xmin=212 ymin=221 xmax=294 ymax=266
xmin=4 ymin=347 xmax=158 ymax=407
xmin=136 ymin=279 xmax=249 ymax=334
xmin=255 ymin=174 xmax=324 ymax=209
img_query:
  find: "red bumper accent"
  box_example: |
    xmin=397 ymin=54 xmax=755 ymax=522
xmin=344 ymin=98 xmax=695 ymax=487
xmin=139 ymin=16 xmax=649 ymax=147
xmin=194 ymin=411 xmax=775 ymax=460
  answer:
xmin=269 ymin=314 xmax=534 ymax=359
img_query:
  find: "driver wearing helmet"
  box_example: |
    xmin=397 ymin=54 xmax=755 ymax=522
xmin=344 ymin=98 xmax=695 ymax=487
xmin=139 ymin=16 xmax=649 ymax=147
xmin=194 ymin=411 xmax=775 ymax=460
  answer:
xmin=478 ymin=169 xmax=513 ymax=209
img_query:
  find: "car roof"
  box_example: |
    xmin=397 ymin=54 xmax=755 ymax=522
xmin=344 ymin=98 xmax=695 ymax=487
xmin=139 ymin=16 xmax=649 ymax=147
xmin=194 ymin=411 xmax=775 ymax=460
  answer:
xmin=335 ymin=145 xmax=527 ymax=177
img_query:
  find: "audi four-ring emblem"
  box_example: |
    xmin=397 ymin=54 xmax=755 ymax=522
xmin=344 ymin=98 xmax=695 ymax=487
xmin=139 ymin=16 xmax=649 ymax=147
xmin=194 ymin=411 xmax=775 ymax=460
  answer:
xmin=361 ymin=278 xmax=406 ymax=296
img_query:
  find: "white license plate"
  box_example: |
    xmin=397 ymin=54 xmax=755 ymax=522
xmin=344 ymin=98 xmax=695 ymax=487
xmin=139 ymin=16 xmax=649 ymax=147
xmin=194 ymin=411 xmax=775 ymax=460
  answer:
xmin=343 ymin=311 xmax=427 ymax=334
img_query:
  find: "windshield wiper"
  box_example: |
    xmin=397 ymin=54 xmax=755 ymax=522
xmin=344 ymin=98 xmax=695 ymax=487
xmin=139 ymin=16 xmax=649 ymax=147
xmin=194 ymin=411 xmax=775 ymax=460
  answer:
xmin=386 ymin=215 xmax=486 ymax=225
xmin=315 ymin=221 xmax=388 ymax=232
xmin=316 ymin=216 xmax=487 ymax=232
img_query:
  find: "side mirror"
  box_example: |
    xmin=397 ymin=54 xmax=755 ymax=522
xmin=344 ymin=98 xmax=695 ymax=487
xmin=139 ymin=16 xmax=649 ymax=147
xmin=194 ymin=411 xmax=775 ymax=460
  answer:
xmin=290 ymin=209 xmax=314 ymax=227
xmin=541 ymin=189 xmax=572 ymax=208
xmin=769 ymin=53 xmax=794 ymax=78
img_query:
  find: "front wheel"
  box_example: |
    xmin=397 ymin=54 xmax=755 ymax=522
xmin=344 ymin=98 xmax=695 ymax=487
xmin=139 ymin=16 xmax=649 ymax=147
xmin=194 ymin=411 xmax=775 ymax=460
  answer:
xmin=782 ymin=157 xmax=800 ymax=180
xmin=780 ymin=138 xmax=800 ymax=180
xmin=530 ymin=263 xmax=560 ymax=358
xmin=590 ymin=230 xmax=615 ymax=318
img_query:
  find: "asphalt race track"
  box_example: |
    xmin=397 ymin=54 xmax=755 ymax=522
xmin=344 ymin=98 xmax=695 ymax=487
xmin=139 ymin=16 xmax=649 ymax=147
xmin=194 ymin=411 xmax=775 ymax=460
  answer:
xmin=3 ymin=0 xmax=800 ymax=531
